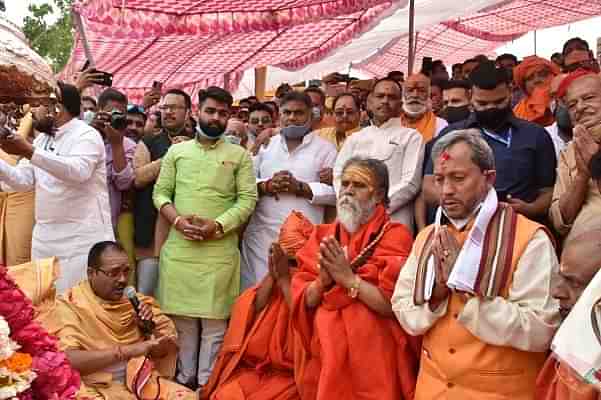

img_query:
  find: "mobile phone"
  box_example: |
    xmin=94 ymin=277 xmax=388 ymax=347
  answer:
xmin=496 ymin=190 xmax=509 ymax=202
xmin=152 ymin=81 xmax=163 ymax=91
xmin=90 ymin=69 xmax=113 ymax=87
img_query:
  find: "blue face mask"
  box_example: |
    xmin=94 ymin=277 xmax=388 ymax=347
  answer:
xmin=82 ymin=110 xmax=95 ymax=125
xmin=281 ymin=122 xmax=311 ymax=139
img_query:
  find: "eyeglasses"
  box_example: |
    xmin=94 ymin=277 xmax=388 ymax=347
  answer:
xmin=127 ymin=104 xmax=145 ymax=113
xmin=97 ymin=266 xmax=131 ymax=279
xmin=334 ymin=109 xmax=358 ymax=118
xmin=159 ymin=105 xmax=187 ymax=112
xmin=249 ymin=117 xmax=272 ymax=125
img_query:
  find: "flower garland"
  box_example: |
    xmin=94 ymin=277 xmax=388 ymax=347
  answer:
xmin=0 ymin=266 xmax=80 ymax=399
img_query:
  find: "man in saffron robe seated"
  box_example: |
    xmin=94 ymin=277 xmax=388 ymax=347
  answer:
xmin=291 ymin=157 xmax=421 ymax=400
xmin=536 ymin=226 xmax=601 ymax=400
xmin=202 ymin=211 xmax=314 ymax=400
xmin=392 ymin=129 xmax=560 ymax=399
xmin=49 ymin=241 xmax=195 ymax=399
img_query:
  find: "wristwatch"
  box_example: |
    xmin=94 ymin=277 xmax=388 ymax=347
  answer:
xmin=348 ymin=275 xmax=361 ymax=299
xmin=214 ymin=221 xmax=225 ymax=238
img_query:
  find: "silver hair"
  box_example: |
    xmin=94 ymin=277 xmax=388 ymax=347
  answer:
xmin=341 ymin=157 xmax=390 ymax=206
xmin=431 ymin=129 xmax=495 ymax=171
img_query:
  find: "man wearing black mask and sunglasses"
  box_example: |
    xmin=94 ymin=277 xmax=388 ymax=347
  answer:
xmin=419 ymin=62 xmax=557 ymax=227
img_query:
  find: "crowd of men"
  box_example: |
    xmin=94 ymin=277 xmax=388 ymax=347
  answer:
xmin=1 ymin=35 xmax=601 ymax=399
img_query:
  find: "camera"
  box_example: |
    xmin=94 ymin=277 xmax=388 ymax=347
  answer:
xmin=111 ymin=110 xmax=127 ymax=130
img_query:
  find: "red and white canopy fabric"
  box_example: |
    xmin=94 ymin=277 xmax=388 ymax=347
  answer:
xmin=356 ymin=0 xmax=601 ymax=76
xmin=62 ymin=0 xmax=405 ymax=104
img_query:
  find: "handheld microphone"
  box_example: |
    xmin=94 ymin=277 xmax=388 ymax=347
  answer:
xmin=125 ymin=286 xmax=156 ymax=337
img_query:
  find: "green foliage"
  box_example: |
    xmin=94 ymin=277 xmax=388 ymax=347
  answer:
xmin=21 ymin=0 xmax=74 ymax=73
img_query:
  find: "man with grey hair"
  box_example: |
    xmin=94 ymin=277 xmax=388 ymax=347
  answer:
xmin=392 ymin=129 xmax=560 ymax=399
xmin=291 ymin=156 xmax=420 ymax=400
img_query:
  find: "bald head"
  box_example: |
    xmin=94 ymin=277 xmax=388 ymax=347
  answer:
xmin=553 ymin=229 xmax=601 ymax=318
xmin=564 ymin=74 xmax=601 ymax=131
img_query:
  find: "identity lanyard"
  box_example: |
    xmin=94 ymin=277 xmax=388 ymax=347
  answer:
xmin=481 ymin=127 xmax=512 ymax=148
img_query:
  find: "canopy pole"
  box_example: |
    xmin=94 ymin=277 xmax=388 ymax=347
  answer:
xmin=534 ymin=30 xmax=537 ymax=55
xmin=224 ymin=73 xmax=230 ymax=91
xmin=407 ymin=0 xmax=416 ymax=75
xmin=72 ymin=11 xmax=95 ymax=67
xmin=254 ymin=67 xmax=267 ymax=100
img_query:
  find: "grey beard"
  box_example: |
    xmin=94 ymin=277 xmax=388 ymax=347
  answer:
xmin=402 ymin=102 xmax=427 ymax=117
xmin=337 ymin=195 xmax=377 ymax=234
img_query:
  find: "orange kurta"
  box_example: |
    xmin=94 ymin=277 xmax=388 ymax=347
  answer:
xmin=401 ymin=111 xmax=437 ymax=141
xmin=202 ymin=283 xmax=299 ymax=400
xmin=413 ymin=214 xmax=549 ymax=400
xmin=536 ymin=356 xmax=601 ymax=400
xmin=291 ymin=205 xmax=421 ymax=400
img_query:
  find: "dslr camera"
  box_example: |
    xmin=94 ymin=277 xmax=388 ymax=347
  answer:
xmin=111 ymin=110 xmax=127 ymax=130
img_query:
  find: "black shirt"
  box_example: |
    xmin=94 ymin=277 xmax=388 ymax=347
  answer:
xmin=424 ymin=113 xmax=557 ymax=203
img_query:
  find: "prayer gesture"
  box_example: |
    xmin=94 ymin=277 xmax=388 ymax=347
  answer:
xmin=574 ymin=125 xmax=600 ymax=178
xmin=430 ymin=226 xmax=460 ymax=309
xmin=269 ymin=243 xmax=290 ymax=284
xmin=319 ymin=236 xmax=355 ymax=289
xmin=174 ymin=215 xmax=204 ymax=241
xmin=270 ymin=171 xmax=300 ymax=194
xmin=192 ymin=216 xmax=220 ymax=239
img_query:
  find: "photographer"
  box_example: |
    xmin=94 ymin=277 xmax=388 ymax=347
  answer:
xmin=0 ymin=82 xmax=114 ymax=293
xmin=92 ymin=89 xmax=136 ymax=230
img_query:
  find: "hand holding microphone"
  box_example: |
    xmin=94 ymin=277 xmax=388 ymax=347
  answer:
xmin=125 ymin=286 xmax=156 ymax=338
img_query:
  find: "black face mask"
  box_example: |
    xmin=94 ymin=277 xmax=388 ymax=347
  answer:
xmin=197 ymin=119 xmax=226 ymax=139
xmin=441 ymin=106 xmax=471 ymax=124
xmin=475 ymin=104 xmax=512 ymax=131
xmin=554 ymin=103 xmax=573 ymax=137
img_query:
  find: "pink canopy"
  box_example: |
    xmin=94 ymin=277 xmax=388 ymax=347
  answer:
xmin=63 ymin=0 xmax=403 ymax=103
xmin=356 ymin=0 xmax=601 ymax=76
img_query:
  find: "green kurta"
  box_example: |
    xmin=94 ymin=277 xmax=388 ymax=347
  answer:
xmin=153 ymin=138 xmax=257 ymax=319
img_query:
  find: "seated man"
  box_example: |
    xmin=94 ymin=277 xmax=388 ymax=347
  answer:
xmin=202 ymin=211 xmax=314 ymax=400
xmin=536 ymin=225 xmax=601 ymax=399
xmin=50 ymin=241 xmax=195 ymax=399
xmin=393 ymin=129 xmax=560 ymax=399
xmin=291 ymin=157 xmax=421 ymax=400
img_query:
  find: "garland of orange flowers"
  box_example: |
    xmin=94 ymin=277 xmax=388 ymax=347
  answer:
xmin=0 ymin=353 xmax=32 ymax=374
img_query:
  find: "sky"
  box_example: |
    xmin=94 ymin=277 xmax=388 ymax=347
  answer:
xmin=3 ymin=1 xmax=600 ymax=65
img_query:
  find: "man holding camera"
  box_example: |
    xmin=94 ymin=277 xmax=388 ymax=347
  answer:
xmin=0 ymin=82 xmax=114 ymax=293
xmin=92 ymin=89 xmax=136 ymax=230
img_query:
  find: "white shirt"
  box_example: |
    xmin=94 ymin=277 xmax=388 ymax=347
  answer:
xmin=435 ymin=117 xmax=448 ymax=137
xmin=334 ymin=117 xmax=424 ymax=233
xmin=545 ymin=122 xmax=570 ymax=159
xmin=241 ymin=132 xmax=337 ymax=289
xmin=0 ymin=118 xmax=114 ymax=292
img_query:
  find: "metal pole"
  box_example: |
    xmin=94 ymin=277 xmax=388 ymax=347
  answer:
xmin=534 ymin=30 xmax=537 ymax=55
xmin=407 ymin=0 xmax=416 ymax=75
xmin=72 ymin=11 xmax=95 ymax=67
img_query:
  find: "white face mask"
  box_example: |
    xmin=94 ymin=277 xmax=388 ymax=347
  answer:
xmin=82 ymin=110 xmax=96 ymax=125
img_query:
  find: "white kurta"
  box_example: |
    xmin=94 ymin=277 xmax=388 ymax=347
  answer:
xmin=241 ymin=132 xmax=337 ymax=290
xmin=0 ymin=118 xmax=114 ymax=293
xmin=334 ymin=117 xmax=424 ymax=234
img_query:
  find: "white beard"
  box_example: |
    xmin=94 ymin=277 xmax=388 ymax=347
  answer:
xmin=337 ymin=195 xmax=378 ymax=234
xmin=402 ymin=101 xmax=427 ymax=118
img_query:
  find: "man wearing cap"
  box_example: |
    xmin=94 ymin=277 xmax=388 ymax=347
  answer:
xmin=550 ymin=70 xmax=601 ymax=243
xmin=292 ymin=157 xmax=420 ymax=400
xmin=401 ymin=73 xmax=448 ymax=141
xmin=393 ymin=129 xmax=559 ymax=400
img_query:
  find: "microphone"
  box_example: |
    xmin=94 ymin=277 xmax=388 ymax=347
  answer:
xmin=125 ymin=286 xmax=156 ymax=337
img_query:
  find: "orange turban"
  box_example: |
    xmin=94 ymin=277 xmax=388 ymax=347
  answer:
xmin=513 ymin=56 xmax=560 ymax=91
xmin=557 ymin=69 xmax=597 ymax=99
xmin=278 ymin=211 xmax=314 ymax=259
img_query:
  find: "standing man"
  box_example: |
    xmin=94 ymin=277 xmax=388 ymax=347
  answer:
xmin=400 ymin=73 xmax=448 ymax=141
xmin=92 ymin=88 xmax=136 ymax=230
xmin=133 ymin=89 xmax=194 ymax=296
xmin=241 ymin=91 xmax=337 ymax=290
xmin=393 ymin=130 xmax=560 ymax=399
xmin=439 ymin=80 xmax=471 ymax=124
xmin=335 ymin=78 xmax=424 ymax=234
xmin=0 ymin=82 xmax=113 ymax=293
xmin=247 ymin=102 xmax=274 ymax=148
xmin=126 ymin=104 xmax=147 ymax=142
xmin=154 ymin=86 xmax=257 ymax=389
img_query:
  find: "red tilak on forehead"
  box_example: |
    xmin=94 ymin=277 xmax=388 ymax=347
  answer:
xmin=440 ymin=151 xmax=451 ymax=162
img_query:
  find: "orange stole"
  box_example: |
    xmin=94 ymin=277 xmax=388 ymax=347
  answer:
xmin=513 ymin=84 xmax=555 ymax=127
xmin=413 ymin=214 xmax=549 ymax=400
xmin=536 ymin=356 xmax=601 ymax=400
xmin=401 ymin=111 xmax=437 ymax=141
xmin=202 ymin=284 xmax=299 ymax=400
xmin=291 ymin=205 xmax=421 ymax=400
